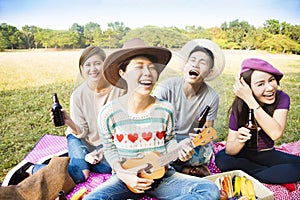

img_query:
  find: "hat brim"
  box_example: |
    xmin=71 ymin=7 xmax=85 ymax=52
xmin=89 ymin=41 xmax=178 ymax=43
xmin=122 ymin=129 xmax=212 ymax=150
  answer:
xmin=103 ymin=47 xmax=172 ymax=89
xmin=178 ymin=39 xmax=225 ymax=81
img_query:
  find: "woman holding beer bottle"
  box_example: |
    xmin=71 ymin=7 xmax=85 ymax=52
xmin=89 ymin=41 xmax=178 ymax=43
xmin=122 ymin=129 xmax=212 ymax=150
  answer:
xmin=215 ymin=58 xmax=300 ymax=191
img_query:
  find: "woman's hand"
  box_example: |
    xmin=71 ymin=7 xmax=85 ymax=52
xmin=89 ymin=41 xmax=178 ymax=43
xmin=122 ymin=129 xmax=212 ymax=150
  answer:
xmin=237 ymin=127 xmax=252 ymax=143
xmin=233 ymin=76 xmax=253 ymax=102
xmin=114 ymin=163 xmax=154 ymax=193
xmin=61 ymin=109 xmax=71 ymax=121
xmin=49 ymin=109 xmax=70 ymax=125
xmin=85 ymin=148 xmax=104 ymax=164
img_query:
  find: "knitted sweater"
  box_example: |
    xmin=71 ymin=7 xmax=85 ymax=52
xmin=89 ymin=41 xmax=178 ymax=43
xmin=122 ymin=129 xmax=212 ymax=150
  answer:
xmin=66 ymin=81 xmax=125 ymax=147
xmin=98 ymin=98 xmax=177 ymax=167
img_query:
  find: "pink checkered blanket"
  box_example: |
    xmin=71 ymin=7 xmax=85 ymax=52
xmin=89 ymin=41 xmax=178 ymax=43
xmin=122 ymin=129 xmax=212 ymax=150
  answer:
xmin=22 ymin=134 xmax=300 ymax=199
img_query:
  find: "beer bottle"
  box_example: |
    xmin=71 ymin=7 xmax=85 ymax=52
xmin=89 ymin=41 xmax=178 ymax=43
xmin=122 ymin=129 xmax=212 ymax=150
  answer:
xmin=52 ymin=93 xmax=65 ymax=127
xmin=58 ymin=190 xmax=67 ymax=200
xmin=198 ymin=105 xmax=211 ymax=129
xmin=245 ymin=108 xmax=258 ymax=150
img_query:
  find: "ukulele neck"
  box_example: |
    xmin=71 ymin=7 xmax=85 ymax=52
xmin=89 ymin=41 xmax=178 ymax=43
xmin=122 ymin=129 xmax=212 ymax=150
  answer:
xmin=158 ymin=138 xmax=193 ymax=166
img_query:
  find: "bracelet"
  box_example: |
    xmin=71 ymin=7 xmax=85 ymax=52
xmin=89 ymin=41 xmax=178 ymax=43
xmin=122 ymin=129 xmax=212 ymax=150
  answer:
xmin=256 ymin=105 xmax=261 ymax=110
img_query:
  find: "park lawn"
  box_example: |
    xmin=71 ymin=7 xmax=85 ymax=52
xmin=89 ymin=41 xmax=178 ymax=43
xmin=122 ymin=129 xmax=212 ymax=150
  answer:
xmin=0 ymin=49 xmax=299 ymax=183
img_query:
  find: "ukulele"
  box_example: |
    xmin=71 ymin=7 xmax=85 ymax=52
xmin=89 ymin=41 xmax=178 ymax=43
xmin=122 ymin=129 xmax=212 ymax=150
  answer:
xmin=121 ymin=127 xmax=217 ymax=193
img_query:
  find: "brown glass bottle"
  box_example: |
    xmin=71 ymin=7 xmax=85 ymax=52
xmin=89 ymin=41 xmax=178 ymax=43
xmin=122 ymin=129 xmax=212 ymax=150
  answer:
xmin=58 ymin=190 xmax=67 ymax=200
xmin=245 ymin=108 xmax=258 ymax=150
xmin=197 ymin=105 xmax=211 ymax=133
xmin=52 ymin=93 xmax=65 ymax=127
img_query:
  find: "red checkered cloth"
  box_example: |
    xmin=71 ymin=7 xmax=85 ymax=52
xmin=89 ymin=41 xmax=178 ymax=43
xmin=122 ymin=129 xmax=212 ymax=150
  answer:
xmin=23 ymin=134 xmax=157 ymax=200
xmin=17 ymin=134 xmax=300 ymax=200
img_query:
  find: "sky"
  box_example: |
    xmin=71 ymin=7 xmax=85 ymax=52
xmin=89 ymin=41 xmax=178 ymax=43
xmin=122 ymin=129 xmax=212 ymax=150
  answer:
xmin=0 ymin=0 xmax=300 ymax=30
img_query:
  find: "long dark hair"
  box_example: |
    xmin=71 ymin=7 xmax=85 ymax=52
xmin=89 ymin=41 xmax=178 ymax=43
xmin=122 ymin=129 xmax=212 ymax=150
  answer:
xmin=231 ymin=69 xmax=280 ymax=128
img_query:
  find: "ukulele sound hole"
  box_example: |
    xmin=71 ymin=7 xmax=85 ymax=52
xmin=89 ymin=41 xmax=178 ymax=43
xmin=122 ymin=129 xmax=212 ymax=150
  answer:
xmin=145 ymin=163 xmax=153 ymax=173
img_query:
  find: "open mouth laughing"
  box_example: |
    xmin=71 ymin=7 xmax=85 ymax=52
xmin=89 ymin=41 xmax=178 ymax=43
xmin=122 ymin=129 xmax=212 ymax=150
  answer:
xmin=263 ymin=92 xmax=275 ymax=101
xmin=189 ymin=69 xmax=200 ymax=78
xmin=139 ymin=80 xmax=153 ymax=86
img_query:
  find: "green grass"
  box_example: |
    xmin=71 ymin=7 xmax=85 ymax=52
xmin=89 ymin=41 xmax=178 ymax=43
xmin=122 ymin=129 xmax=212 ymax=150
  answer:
xmin=0 ymin=50 xmax=299 ymax=183
xmin=0 ymin=82 xmax=73 ymax=180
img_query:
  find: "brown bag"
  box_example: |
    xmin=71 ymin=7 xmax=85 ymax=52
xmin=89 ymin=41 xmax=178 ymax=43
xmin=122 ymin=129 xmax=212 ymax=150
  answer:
xmin=0 ymin=156 xmax=75 ymax=200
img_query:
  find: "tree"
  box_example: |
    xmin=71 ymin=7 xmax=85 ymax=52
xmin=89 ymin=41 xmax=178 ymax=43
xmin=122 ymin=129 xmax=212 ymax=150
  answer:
xmin=225 ymin=19 xmax=256 ymax=49
xmin=280 ymin=21 xmax=292 ymax=37
xmin=53 ymin=30 xmax=79 ymax=48
xmin=184 ymin=25 xmax=210 ymax=40
xmin=69 ymin=23 xmax=85 ymax=47
xmin=0 ymin=23 xmax=18 ymax=49
xmin=221 ymin=22 xmax=228 ymax=31
xmin=289 ymin=25 xmax=300 ymax=44
xmin=261 ymin=34 xmax=300 ymax=53
xmin=122 ymin=26 xmax=188 ymax=48
xmin=37 ymin=29 xmax=53 ymax=49
xmin=0 ymin=32 xmax=7 ymax=51
xmin=21 ymin=25 xmax=38 ymax=49
xmin=0 ymin=19 xmax=300 ymax=54
xmin=84 ymin=22 xmax=102 ymax=46
xmin=101 ymin=29 xmax=118 ymax=48
xmin=107 ymin=21 xmax=130 ymax=47
xmin=263 ymin=19 xmax=280 ymax=35
xmin=9 ymin=30 xmax=24 ymax=49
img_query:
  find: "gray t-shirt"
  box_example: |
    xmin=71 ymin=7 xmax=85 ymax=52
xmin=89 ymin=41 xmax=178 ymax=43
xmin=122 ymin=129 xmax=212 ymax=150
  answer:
xmin=153 ymin=77 xmax=219 ymax=142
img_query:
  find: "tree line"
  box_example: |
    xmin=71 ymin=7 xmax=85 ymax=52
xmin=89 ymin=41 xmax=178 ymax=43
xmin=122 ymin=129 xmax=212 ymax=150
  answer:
xmin=1 ymin=19 xmax=300 ymax=54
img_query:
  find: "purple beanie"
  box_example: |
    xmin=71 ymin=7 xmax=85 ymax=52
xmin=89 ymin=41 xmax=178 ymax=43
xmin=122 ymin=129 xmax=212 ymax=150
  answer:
xmin=240 ymin=58 xmax=283 ymax=81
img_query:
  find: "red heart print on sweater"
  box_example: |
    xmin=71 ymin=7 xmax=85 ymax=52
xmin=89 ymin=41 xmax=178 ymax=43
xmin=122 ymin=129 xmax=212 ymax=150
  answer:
xmin=156 ymin=131 xmax=165 ymax=140
xmin=142 ymin=132 xmax=152 ymax=141
xmin=128 ymin=133 xmax=138 ymax=143
xmin=116 ymin=134 xmax=124 ymax=142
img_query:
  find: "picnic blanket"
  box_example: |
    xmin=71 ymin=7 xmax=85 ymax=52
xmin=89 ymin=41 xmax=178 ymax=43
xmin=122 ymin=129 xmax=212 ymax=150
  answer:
xmin=6 ymin=134 xmax=300 ymax=199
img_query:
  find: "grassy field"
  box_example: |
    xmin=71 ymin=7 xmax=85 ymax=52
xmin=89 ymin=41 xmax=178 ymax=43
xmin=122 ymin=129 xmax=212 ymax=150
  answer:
xmin=0 ymin=49 xmax=299 ymax=183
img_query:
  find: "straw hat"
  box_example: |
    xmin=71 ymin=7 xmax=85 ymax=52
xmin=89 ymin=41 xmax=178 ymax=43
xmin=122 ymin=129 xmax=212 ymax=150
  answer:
xmin=103 ymin=38 xmax=172 ymax=89
xmin=177 ymin=39 xmax=225 ymax=81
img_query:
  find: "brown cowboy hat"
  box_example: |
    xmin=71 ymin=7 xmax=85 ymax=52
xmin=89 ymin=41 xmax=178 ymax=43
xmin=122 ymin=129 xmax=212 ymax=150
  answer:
xmin=103 ymin=38 xmax=172 ymax=89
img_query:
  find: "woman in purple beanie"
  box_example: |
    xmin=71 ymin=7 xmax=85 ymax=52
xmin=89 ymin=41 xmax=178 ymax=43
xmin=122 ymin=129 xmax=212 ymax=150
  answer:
xmin=215 ymin=58 xmax=300 ymax=191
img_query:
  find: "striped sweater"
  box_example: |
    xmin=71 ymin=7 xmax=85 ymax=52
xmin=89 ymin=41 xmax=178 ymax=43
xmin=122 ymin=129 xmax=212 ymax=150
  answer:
xmin=98 ymin=97 xmax=177 ymax=167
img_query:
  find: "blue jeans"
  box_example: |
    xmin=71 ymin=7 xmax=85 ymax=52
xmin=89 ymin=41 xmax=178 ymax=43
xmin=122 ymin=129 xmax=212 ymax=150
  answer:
xmin=215 ymin=148 xmax=300 ymax=184
xmin=171 ymin=144 xmax=213 ymax=172
xmin=67 ymin=134 xmax=112 ymax=183
xmin=84 ymin=168 xmax=219 ymax=200
xmin=32 ymin=163 xmax=46 ymax=173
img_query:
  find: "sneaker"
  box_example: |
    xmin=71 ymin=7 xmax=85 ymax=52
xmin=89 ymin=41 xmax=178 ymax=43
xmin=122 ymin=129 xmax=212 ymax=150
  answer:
xmin=36 ymin=149 xmax=68 ymax=165
xmin=2 ymin=160 xmax=34 ymax=186
xmin=183 ymin=165 xmax=211 ymax=177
